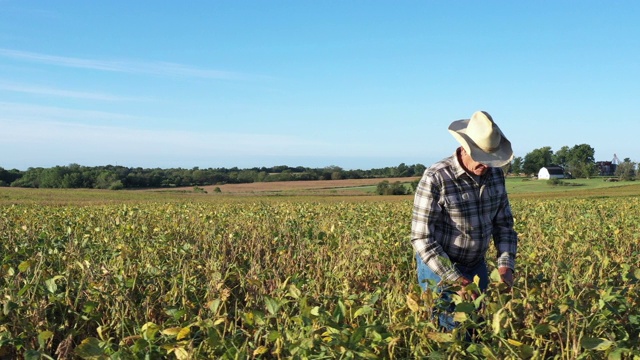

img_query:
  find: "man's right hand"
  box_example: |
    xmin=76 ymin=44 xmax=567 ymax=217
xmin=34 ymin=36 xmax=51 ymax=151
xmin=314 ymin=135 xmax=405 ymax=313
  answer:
xmin=498 ymin=267 xmax=514 ymax=288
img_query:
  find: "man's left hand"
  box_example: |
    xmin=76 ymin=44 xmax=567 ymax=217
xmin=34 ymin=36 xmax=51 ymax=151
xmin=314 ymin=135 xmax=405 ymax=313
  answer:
xmin=498 ymin=267 xmax=514 ymax=288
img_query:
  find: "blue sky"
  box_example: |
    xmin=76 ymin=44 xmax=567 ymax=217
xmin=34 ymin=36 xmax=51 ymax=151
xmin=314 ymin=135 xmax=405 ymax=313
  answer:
xmin=1 ymin=1 xmax=638 ymax=170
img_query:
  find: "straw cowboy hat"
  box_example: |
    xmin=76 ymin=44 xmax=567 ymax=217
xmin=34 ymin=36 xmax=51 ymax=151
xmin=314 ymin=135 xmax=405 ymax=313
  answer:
xmin=448 ymin=111 xmax=513 ymax=167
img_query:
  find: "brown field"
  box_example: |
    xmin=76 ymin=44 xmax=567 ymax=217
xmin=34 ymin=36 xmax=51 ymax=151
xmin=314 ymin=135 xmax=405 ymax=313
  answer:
xmin=0 ymin=178 xmax=419 ymax=205
xmin=159 ymin=177 xmax=420 ymax=195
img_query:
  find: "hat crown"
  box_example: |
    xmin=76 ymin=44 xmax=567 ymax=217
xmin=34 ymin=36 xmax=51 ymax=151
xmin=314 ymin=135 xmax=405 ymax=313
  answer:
xmin=447 ymin=110 xmax=513 ymax=167
xmin=466 ymin=111 xmax=502 ymax=152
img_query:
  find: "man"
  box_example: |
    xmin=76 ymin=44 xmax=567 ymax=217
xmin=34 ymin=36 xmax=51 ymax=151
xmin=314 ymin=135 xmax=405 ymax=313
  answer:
xmin=411 ymin=110 xmax=518 ymax=330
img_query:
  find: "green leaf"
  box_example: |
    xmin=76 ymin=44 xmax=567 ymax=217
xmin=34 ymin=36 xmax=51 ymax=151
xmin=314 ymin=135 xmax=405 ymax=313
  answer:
xmin=607 ymin=348 xmax=624 ymax=360
xmin=45 ymin=275 xmax=65 ymax=294
xmin=174 ymin=347 xmax=189 ymax=360
xmin=267 ymin=330 xmax=281 ymax=341
xmin=3 ymin=301 xmax=18 ymax=316
xmin=406 ymin=293 xmax=420 ymax=312
xmin=520 ymin=344 xmax=534 ymax=358
xmin=24 ymin=350 xmax=42 ymax=360
xmin=161 ymin=327 xmax=181 ymax=336
xmin=141 ymin=322 xmax=159 ymax=340
xmin=455 ymin=302 xmax=475 ymax=314
xmin=492 ymin=308 xmax=505 ymax=336
xmin=18 ymin=284 xmax=32 ymax=296
xmin=354 ymin=305 xmax=372 ymax=318
xmin=45 ymin=278 xmax=57 ymax=294
xmin=74 ymin=337 xmax=105 ymax=358
xmin=581 ymin=337 xmax=613 ymax=351
xmin=507 ymin=339 xmax=523 ymax=346
xmin=18 ymin=261 xmax=31 ymax=272
xmin=453 ymin=312 xmax=468 ymax=322
xmin=490 ymin=268 xmax=501 ymax=282
xmin=253 ymin=346 xmax=269 ymax=356
xmin=481 ymin=345 xmax=497 ymax=359
xmin=534 ymin=323 xmax=551 ymax=335
xmin=337 ymin=300 xmax=346 ymax=317
xmin=82 ymin=301 xmax=98 ymax=314
xmin=350 ymin=326 xmax=366 ymax=345
xmin=176 ymin=326 xmax=191 ymax=340
xmin=473 ymin=293 xmax=487 ymax=308
xmin=208 ymin=298 xmax=221 ymax=314
xmin=165 ymin=308 xmax=186 ymax=319
xmin=37 ymin=330 xmax=54 ymax=349
xmin=264 ymin=296 xmax=280 ymax=316
xmin=132 ymin=338 xmax=148 ymax=353
xmin=288 ymin=284 xmax=301 ymax=299
xmin=427 ymin=332 xmax=453 ymax=343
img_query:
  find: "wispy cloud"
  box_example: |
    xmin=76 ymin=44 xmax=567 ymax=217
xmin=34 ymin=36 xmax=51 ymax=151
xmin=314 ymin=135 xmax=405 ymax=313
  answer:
xmin=0 ymin=48 xmax=250 ymax=80
xmin=0 ymin=101 xmax=143 ymax=122
xmin=0 ymin=82 xmax=150 ymax=101
xmin=0 ymin=117 xmax=422 ymax=169
xmin=0 ymin=119 xmax=335 ymax=160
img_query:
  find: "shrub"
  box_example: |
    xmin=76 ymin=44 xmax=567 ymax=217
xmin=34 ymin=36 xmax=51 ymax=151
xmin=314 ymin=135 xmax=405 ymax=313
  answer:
xmin=109 ymin=180 xmax=124 ymax=190
xmin=193 ymin=186 xmax=208 ymax=194
xmin=546 ymin=178 xmax=564 ymax=186
xmin=376 ymin=180 xmax=408 ymax=195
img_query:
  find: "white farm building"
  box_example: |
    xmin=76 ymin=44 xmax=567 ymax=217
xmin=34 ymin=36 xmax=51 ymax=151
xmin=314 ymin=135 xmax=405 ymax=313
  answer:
xmin=538 ymin=166 xmax=565 ymax=180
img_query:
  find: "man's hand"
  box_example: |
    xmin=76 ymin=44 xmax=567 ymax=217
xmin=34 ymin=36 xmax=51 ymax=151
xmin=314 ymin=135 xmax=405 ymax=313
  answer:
xmin=456 ymin=276 xmax=478 ymax=300
xmin=498 ymin=267 xmax=514 ymax=288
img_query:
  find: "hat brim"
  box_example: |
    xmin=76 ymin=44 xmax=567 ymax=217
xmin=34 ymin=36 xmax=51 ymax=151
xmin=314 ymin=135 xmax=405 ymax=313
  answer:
xmin=448 ymin=119 xmax=513 ymax=167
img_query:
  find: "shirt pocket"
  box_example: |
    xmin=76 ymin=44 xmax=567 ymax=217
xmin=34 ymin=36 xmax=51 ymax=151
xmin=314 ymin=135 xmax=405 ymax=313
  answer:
xmin=443 ymin=192 xmax=480 ymax=230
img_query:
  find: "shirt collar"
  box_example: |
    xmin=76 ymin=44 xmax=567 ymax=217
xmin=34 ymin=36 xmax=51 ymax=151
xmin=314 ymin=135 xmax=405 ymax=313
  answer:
xmin=452 ymin=148 xmax=470 ymax=179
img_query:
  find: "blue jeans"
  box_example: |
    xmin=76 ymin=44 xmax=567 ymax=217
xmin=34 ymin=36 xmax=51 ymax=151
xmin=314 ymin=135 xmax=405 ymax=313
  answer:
xmin=416 ymin=254 xmax=488 ymax=331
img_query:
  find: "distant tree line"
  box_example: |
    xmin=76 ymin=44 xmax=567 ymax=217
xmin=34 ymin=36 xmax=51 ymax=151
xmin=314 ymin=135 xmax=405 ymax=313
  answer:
xmin=508 ymin=143 xmax=637 ymax=180
xmin=0 ymin=163 xmax=427 ymax=189
xmin=507 ymin=144 xmax=597 ymax=177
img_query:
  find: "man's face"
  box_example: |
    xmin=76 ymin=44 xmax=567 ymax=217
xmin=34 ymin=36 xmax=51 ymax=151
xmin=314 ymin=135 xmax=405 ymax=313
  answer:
xmin=460 ymin=148 xmax=489 ymax=176
xmin=467 ymin=158 xmax=489 ymax=176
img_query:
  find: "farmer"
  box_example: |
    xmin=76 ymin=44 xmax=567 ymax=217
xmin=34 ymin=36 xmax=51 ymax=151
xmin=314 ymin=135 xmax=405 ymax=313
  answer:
xmin=411 ymin=110 xmax=518 ymax=330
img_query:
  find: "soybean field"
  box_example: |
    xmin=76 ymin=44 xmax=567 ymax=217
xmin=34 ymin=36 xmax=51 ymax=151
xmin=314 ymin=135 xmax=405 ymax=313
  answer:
xmin=0 ymin=188 xmax=639 ymax=359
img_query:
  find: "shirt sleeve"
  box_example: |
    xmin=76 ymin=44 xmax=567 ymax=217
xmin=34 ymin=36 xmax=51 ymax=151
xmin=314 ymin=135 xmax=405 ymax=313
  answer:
xmin=492 ymin=171 xmax=518 ymax=271
xmin=411 ymin=172 xmax=463 ymax=282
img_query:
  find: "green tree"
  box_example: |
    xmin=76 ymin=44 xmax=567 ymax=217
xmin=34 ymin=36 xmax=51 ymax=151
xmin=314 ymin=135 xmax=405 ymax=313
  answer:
xmin=95 ymin=171 xmax=118 ymax=189
xmin=109 ymin=180 xmax=124 ymax=190
xmin=0 ymin=167 xmax=22 ymax=186
xmin=10 ymin=167 xmax=44 ymax=188
xmin=522 ymin=146 xmax=553 ymax=175
xmin=412 ymin=164 xmax=426 ymax=177
xmin=511 ymin=157 xmax=523 ymax=175
xmin=389 ymin=181 xmax=408 ymax=195
xmin=566 ymin=144 xmax=596 ymax=178
xmin=615 ymin=159 xmax=636 ymax=181
xmin=376 ymin=180 xmax=390 ymax=195
xmin=396 ymin=163 xmax=409 ymax=177
xmin=237 ymin=170 xmax=258 ymax=183
xmin=376 ymin=180 xmax=408 ymax=195
xmin=61 ymin=172 xmax=84 ymax=188
xmin=552 ymin=146 xmax=571 ymax=168
xmin=40 ymin=166 xmax=66 ymax=188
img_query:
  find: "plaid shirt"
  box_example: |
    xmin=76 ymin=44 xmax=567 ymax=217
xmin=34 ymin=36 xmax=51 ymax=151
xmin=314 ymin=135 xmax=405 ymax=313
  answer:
xmin=411 ymin=150 xmax=518 ymax=282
